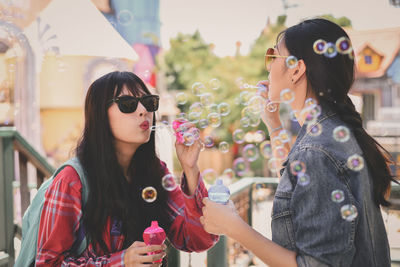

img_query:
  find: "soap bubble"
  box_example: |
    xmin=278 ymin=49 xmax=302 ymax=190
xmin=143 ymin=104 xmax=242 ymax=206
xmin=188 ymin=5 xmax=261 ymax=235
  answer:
xmin=313 ymin=39 xmax=327 ymax=55
xmin=280 ymin=88 xmax=295 ymax=104
xmin=208 ymin=112 xmax=222 ymax=127
xmin=192 ymin=82 xmax=206 ymax=96
xmin=200 ymin=93 xmax=214 ymax=107
xmin=290 ymin=110 xmax=299 ymax=122
xmin=204 ymin=136 xmax=214 ymax=147
xmin=324 ymin=42 xmax=337 ymax=58
xmin=333 ymin=126 xmax=350 ymax=143
xmin=222 ymin=168 xmax=235 ymax=179
xmin=162 ymin=174 xmax=178 ymax=191
xmin=233 ymin=157 xmax=249 ymax=176
xmin=241 ymin=107 xmax=254 ymax=118
xmin=142 ymin=186 xmax=157 ymax=203
xmin=233 ymin=129 xmax=245 ymax=144
xmin=117 ymin=10 xmax=134 ymax=26
xmin=248 ymin=95 xmax=265 ymax=114
xmin=189 ymin=102 xmax=203 ymax=115
xmin=254 ymin=130 xmax=266 ymax=143
xmin=347 ymin=154 xmax=364 ymax=171
xmin=273 ymin=146 xmax=288 ymax=160
xmin=243 ymin=144 xmax=259 ymax=162
xmin=176 ymin=112 xmax=187 ymax=122
xmin=202 ymin=169 xmax=217 ymax=184
xmin=286 ymin=55 xmax=298 ymax=69
xmin=190 ymin=127 xmax=200 ymax=140
xmin=209 ymin=78 xmax=221 ymax=90
xmin=207 ymin=103 xmax=219 ymax=114
xmin=278 ymin=130 xmax=291 ymax=143
xmin=307 ymin=123 xmax=322 ymax=137
xmin=331 ymin=190 xmax=345 ymax=203
xmin=198 ymin=118 xmax=209 ymax=128
xmin=271 ymin=136 xmax=283 ymax=147
xmin=183 ymin=132 xmax=195 ymax=146
xmin=177 ymin=122 xmax=192 ymax=133
xmin=302 ymin=105 xmax=321 ymax=124
xmin=218 ymin=102 xmax=231 ymax=116
xmin=239 ymin=91 xmax=252 ymax=105
xmin=219 ymin=141 xmax=230 ymax=153
xmin=260 ymin=141 xmax=273 ymax=159
xmin=176 ymin=92 xmax=188 ymax=105
xmin=266 ymin=101 xmax=278 ymax=112
xmin=336 ymin=37 xmax=352 ymax=54
xmin=340 ymin=204 xmax=358 ymax=221
xmin=240 ymin=116 xmax=250 ymax=128
xmin=290 ymin=160 xmax=306 ymax=176
xmin=188 ymin=112 xmax=200 ymax=124
xmin=297 ymin=173 xmax=310 ymax=186
xmin=249 ymin=115 xmax=261 ymax=127
xmin=305 ymin=98 xmax=318 ymax=108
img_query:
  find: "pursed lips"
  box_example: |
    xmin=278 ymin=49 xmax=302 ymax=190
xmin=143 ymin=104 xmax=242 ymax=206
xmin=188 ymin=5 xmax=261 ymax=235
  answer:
xmin=140 ymin=120 xmax=150 ymax=130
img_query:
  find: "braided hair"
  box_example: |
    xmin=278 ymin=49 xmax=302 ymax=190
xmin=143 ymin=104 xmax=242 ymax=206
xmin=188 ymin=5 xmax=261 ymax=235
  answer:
xmin=280 ymin=18 xmax=397 ymax=207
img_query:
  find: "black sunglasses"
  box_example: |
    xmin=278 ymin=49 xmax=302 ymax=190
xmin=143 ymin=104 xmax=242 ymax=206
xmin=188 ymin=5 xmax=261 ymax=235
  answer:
xmin=108 ymin=95 xmax=160 ymax=113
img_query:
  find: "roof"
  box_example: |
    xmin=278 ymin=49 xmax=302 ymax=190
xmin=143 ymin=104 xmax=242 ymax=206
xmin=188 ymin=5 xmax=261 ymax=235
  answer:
xmin=346 ymin=27 xmax=400 ymax=78
xmin=23 ymin=0 xmax=139 ymax=61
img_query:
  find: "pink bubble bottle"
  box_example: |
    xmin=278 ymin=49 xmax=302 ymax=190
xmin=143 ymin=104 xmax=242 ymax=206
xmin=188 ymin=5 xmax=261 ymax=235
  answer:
xmin=143 ymin=221 xmax=166 ymax=263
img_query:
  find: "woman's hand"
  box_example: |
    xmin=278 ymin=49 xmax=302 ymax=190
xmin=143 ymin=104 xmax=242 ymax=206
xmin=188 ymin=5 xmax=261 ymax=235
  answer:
xmin=200 ymin=198 xmax=242 ymax=236
xmin=175 ymin=128 xmax=201 ymax=171
xmin=175 ymin=123 xmax=201 ymax=195
xmin=257 ymin=80 xmax=282 ymax=130
xmin=124 ymin=241 xmax=166 ymax=267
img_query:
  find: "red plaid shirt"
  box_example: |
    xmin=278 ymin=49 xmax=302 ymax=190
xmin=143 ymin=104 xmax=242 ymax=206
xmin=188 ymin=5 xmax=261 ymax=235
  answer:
xmin=36 ymin=164 xmax=218 ymax=266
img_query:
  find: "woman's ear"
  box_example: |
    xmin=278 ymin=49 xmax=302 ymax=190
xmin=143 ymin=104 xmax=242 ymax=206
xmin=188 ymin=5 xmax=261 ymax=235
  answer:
xmin=291 ymin=59 xmax=306 ymax=84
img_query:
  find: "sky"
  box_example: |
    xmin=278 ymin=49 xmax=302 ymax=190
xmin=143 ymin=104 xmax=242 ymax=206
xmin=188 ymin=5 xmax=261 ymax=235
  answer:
xmin=159 ymin=0 xmax=400 ymax=57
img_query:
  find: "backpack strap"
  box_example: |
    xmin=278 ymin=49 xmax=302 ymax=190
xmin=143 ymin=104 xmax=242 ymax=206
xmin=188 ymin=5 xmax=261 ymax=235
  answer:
xmin=61 ymin=157 xmax=89 ymax=256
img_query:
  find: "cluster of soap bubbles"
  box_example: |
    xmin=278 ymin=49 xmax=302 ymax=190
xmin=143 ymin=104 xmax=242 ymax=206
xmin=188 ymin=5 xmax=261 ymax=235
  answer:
xmin=289 ymin=160 xmax=309 ymax=186
xmin=140 ymin=173 xmax=180 ymax=203
xmin=170 ymin=78 xmax=282 ymax=179
xmin=313 ymin=37 xmax=354 ymax=60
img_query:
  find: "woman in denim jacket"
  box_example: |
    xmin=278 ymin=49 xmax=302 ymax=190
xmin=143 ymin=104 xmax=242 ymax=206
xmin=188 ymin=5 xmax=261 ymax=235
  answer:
xmin=201 ymin=18 xmax=396 ymax=266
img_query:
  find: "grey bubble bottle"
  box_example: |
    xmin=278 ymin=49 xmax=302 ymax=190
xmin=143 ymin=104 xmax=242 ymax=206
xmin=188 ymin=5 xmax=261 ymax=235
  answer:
xmin=208 ymin=178 xmax=230 ymax=204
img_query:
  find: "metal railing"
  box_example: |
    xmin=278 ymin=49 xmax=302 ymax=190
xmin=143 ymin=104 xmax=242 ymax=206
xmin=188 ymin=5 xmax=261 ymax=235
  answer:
xmin=0 ymin=127 xmax=54 ymax=267
xmin=206 ymin=177 xmax=400 ymax=266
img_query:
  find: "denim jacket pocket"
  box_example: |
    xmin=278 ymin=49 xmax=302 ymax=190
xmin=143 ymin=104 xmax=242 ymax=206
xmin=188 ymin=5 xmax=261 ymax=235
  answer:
xmin=271 ymin=190 xmax=296 ymax=250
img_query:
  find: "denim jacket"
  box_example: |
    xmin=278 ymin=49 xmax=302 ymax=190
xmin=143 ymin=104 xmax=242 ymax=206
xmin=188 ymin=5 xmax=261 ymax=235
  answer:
xmin=271 ymin=105 xmax=390 ymax=267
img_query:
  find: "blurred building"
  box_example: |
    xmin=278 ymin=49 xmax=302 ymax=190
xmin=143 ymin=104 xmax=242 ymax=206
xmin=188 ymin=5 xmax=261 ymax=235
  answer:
xmin=92 ymin=0 xmax=161 ymax=88
xmin=348 ymin=27 xmax=400 ymax=176
xmin=0 ymin=0 xmax=138 ymax=164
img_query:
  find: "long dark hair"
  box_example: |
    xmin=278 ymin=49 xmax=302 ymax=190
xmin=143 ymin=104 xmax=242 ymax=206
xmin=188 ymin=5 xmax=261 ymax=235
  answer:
xmin=76 ymin=71 xmax=171 ymax=253
xmin=279 ymin=18 xmax=397 ymax=207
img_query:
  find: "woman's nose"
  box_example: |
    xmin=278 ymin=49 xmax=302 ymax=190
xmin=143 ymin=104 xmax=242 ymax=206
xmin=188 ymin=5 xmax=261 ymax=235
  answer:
xmin=136 ymin=101 xmax=148 ymax=116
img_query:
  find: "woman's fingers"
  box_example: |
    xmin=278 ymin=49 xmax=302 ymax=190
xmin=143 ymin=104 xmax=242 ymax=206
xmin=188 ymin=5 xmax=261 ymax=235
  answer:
xmin=135 ymin=244 xmax=165 ymax=254
xmin=125 ymin=241 xmax=167 ymax=266
xmin=130 ymin=241 xmax=147 ymax=248
xmin=139 ymin=251 xmax=166 ymax=263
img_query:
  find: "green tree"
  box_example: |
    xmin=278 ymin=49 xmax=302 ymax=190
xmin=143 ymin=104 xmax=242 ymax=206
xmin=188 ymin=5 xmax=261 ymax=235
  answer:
xmin=157 ymin=16 xmax=289 ymax=176
xmin=159 ymin=30 xmax=219 ymax=91
xmin=320 ymin=14 xmax=352 ymax=28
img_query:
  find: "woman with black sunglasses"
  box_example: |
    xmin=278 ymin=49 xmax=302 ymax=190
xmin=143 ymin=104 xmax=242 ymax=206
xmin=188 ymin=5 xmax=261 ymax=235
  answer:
xmin=35 ymin=71 xmax=218 ymax=266
xmin=201 ymin=19 xmax=395 ymax=266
